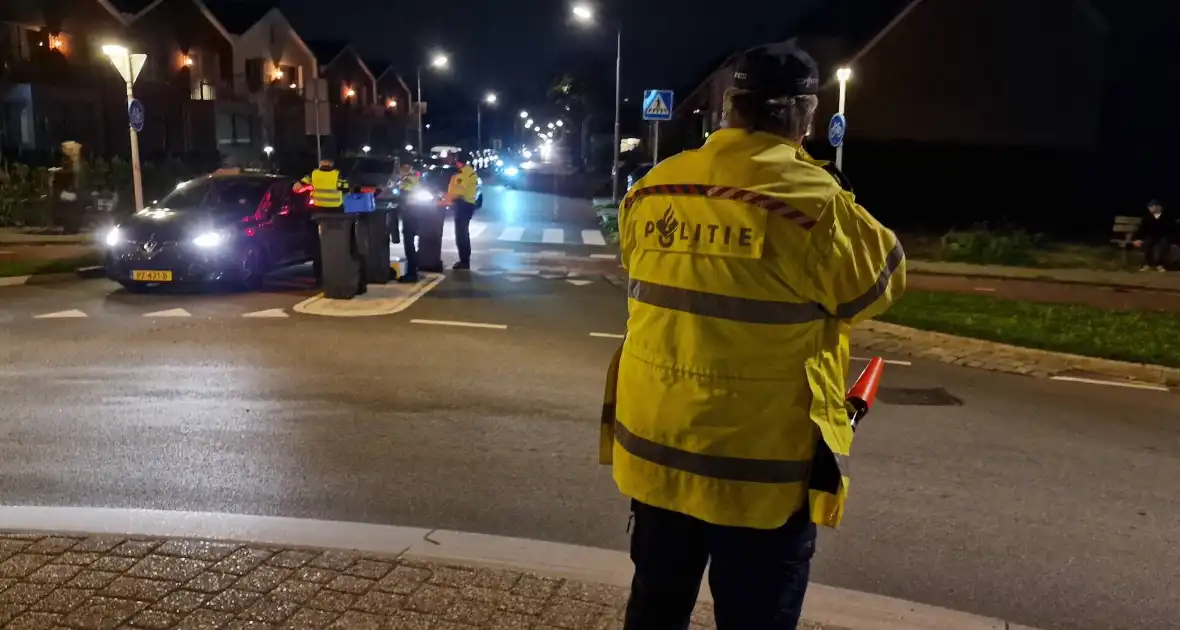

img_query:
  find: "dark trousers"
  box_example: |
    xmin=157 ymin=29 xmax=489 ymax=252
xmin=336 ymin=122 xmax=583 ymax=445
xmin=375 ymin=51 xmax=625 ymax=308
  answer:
xmin=453 ymin=199 xmax=476 ymax=264
xmin=624 ymin=500 xmax=816 ymax=630
xmin=1144 ymin=237 xmax=1172 ymax=268
xmin=401 ymin=211 xmax=420 ymax=276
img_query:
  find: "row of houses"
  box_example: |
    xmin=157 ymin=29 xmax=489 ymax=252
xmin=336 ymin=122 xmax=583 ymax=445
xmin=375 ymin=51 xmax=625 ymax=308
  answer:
xmin=0 ymin=0 xmax=413 ymax=165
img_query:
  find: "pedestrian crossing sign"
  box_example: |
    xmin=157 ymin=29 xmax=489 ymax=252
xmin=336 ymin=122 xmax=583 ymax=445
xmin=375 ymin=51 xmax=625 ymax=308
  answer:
xmin=643 ymin=90 xmax=674 ymax=121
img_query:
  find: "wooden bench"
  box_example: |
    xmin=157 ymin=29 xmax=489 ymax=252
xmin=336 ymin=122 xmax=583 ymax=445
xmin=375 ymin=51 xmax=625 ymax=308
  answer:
xmin=1111 ymin=216 xmax=1141 ymax=264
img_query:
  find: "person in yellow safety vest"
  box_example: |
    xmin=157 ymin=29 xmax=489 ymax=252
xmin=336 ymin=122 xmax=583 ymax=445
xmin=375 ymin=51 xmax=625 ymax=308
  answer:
xmin=444 ymin=157 xmax=478 ymax=270
xmin=397 ymin=164 xmax=420 ymax=193
xmin=607 ymin=43 xmax=906 ymax=630
xmin=296 ymin=158 xmax=350 ymax=209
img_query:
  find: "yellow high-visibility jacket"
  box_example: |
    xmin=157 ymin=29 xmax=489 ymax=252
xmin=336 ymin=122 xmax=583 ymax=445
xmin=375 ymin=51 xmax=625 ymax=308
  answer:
xmin=298 ymin=168 xmax=350 ymax=208
xmin=608 ymin=128 xmax=905 ymax=530
xmin=446 ymin=165 xmax=478 ymax=204
xmin=399 ymin=173 xmax=420 ymax=193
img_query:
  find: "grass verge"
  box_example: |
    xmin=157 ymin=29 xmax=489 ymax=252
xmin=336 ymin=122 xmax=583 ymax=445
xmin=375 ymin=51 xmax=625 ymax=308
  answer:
xmin=0 ymin=252 xmax=103 ymax=279
xmin=880 ymin=291 xmax=1180 ymax=368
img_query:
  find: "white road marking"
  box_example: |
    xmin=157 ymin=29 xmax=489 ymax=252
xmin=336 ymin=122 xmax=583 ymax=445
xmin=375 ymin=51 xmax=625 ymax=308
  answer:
xmin=590 ymin=254 xmax=617 ymax=260
xmin=0 ymin=276 xmax=32 ymax=287
xmin=974 ymin=287 xmax=997 ymax=292
xmin=582 ymin=230 xmax=607 ymax=246
xmin=144 ymin=308 xmax=191 ymax=318
xmin=242 ymin=309 xmax=289 ymax=318
xmin=539 ymin=274 xmax=564 ymax=280
xmin=1050 ymin=376 xmax=1169 ymax=392
xmin=488 ymin=247 xmax=515 ymax=253
xmin=443 ymin=222 xmax=455 ymax=240
xmin=542 ymin=229 xmax=564 ymax=244
xmin=511 ymin=269 xmax=540 ymax=275
xmin=34 ymin=309 xmax=88 ymax=319
xmin=538 ymin=250 xmax=565 ymax=257
xmin=567 ymin=279 xmax=594 ymax=287
xmin=590 ymin=332 xmax=625 ymax=339
xmin=411 ymin=319 xmax=507 ymax=330
xmin=851 ymin=356 xmax=912 ymax=366
xmin=468 ymin=222 xmax=487 ymax=239
xmin=499 ymin=227 xmax=525 ymax=242
xmin=505 ymin=276 xmax=530 ymax=283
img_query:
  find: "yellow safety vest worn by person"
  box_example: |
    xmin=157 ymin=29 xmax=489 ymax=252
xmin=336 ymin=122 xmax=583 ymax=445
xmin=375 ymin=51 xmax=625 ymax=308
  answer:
xmin=298 ymin=167 xmax=350 ymax=208
xmin=610 ymin=128 xmax=906 ymax=530
xmin=399 ymin=173 xmax=420 ymax=193
xmin=446 ymin=164 xmax=477 ymax=204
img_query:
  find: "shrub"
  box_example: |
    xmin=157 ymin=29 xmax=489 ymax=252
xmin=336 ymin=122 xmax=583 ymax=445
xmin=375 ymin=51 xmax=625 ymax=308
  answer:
xmin=939 ymin=226 xmax=1043 ymax=266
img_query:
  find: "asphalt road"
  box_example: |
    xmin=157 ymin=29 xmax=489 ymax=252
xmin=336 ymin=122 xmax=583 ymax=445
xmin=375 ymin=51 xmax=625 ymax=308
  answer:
xmin=2 ymin=189 xmax=1179 ymax=630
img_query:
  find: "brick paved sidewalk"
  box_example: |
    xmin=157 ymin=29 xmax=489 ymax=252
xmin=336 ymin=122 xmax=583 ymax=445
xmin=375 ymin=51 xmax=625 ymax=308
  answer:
xmin=0 ymin=532 xmax=829 ymax=630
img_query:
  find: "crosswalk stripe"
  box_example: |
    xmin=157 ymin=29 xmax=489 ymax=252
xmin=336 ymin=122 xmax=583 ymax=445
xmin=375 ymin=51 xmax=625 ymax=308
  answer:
xmin=499 ymin=227 xmax=525 ymax=241
xmin=242 ymin=309 xmax=289 ymax=318
xmin=582 ymin=230 xmax=607 ymax=246
xmin=469 ymin=223 xmax=487 ymax=239
xmin=542 ymin=229 xmax=563 ymax=244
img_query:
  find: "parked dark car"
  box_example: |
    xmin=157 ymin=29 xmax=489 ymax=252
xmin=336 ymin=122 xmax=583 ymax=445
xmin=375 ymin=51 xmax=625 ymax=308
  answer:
xmin=103 ymin=173 xmax=317 ymax=291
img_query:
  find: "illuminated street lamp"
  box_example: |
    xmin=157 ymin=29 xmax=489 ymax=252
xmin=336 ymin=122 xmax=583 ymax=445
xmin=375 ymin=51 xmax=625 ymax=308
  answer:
xmin=101 ymin=44 xmax=146 ymax=211
xmin=416 ymin=51 xmax=450 ymax=151
xmin=519 ymin=110 xmax=529 ymax=119
xmin=478 ymin=91 xmax=498 ymax=150
xmin=835 ymin=67 xmax=851 ymax=170
xmin=572 ymin=3 xmax=622 ymax=205
xmin=362 ymin=145 xmax=371 ymax=154
xmin=556 ymin=120 xmax=564 ymax=127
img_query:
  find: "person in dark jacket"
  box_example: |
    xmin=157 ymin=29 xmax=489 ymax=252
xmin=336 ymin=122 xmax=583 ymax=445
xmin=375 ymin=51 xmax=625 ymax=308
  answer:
xmin=1133 ymin=199 xmax=1174 ymax=271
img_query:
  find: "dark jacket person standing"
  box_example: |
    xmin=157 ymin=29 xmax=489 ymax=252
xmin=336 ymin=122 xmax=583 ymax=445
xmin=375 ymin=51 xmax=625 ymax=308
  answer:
xmin=608 ymin=44 xmax=906 ymax=630
xmin=1134 ymin=199 xmax=1174 ymax=271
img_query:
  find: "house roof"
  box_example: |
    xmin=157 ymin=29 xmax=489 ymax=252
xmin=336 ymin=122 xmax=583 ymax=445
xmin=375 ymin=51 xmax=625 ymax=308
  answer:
xmin=2 ymin=0 xmax=131 ymax=26
xmin=131 ymin=0 xmax=233 ymax=43
xmin=202 ymin=0 xmax=274 ymax=35
xmin=106 ymin=0 xmax=154 ymax=13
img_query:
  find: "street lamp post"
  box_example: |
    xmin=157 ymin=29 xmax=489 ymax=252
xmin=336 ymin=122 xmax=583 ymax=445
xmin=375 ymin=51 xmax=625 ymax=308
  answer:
xmin=572 ymin=5 xmax=623 ymax=205
xmin=835 ymin=67 xmax=851 ymax=171
xmin=101 ymin=44 xmax=146 ymax=211
xmin=417 ymin=53 xmax=449 ymax=154
xmin=478 ymin=92 xmax=497 ymax=150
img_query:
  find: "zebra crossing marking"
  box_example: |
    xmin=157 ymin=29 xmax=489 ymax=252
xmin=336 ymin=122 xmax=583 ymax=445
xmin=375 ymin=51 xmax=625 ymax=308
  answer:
xmin=499 ymin=227 xmax=525 ymax=241
xmin=542 ymin=229 xmax=564 ymax=244
xmin=582 ymin=230 xmax=607 ymax=246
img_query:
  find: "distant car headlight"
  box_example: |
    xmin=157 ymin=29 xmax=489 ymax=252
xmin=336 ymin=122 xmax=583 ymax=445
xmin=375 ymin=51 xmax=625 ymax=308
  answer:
xmin=503 ymin=166 xmax=520 ymax=177
xmin=104 ymin=227 xmax=123 ymax=247
xmin=410 ymin=189 xmax=435 ymax=203
xmin=191 ymin=231 xmax=227 ymax=248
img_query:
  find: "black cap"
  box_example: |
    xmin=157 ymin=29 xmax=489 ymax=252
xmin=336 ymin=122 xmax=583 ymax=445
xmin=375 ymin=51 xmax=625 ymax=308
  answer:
xmin=732 ymin=43 xmax=820 ymax=97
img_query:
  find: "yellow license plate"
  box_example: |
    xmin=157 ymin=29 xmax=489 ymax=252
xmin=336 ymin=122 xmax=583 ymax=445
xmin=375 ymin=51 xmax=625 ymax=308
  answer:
xmin=131 ymin=270 xmax=173 ymax=282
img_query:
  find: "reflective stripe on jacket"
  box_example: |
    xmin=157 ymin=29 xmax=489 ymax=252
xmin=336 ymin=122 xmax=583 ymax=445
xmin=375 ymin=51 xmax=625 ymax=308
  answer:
xmin=447 ymin=165 xmax=477 ymax=204
xmin=611 ymin=128 xmax=905 ymax=530
xmin=300 ymin=169 xmax=348 ymax=208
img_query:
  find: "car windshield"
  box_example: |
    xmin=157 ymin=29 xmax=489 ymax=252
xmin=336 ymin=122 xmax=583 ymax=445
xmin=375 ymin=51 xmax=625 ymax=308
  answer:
xmin=206 ymin=179 xmax=272 ymax=213
xmin=339 ymin=157 xmax=395 ymax=175
xmin=156 ymin=179 xmax=213 ymax=210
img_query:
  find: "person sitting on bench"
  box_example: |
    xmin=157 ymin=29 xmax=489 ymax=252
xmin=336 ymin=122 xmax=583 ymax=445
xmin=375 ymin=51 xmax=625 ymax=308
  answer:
xmin=1133 ymin=199 xmax=1173 ymax=272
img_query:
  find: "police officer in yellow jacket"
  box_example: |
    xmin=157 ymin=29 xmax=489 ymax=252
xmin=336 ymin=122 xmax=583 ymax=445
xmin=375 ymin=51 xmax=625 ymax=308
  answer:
xmin=445 ymin=157 xmax=478 ymax=270
xmin=296 ymin=158 xmax=350 ymax=209
xmin=612 ymin=43 xmax=905 ymax=630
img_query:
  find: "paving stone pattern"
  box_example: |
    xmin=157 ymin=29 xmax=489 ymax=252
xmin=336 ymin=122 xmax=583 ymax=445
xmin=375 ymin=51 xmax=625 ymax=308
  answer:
xmin=0 ymin=532 xmax=831 ymax=630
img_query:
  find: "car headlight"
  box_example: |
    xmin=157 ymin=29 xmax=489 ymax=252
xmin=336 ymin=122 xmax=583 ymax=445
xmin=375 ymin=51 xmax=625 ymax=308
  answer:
xmin=104 ymin=227 xmax=123 ymax=247
xmin=410 ymin=189 xmax=435 ymax=203
xmin=503 ymin=166 xmax=519 ymax=177
xmin=191 ymin=231 xmax=227 ymax=248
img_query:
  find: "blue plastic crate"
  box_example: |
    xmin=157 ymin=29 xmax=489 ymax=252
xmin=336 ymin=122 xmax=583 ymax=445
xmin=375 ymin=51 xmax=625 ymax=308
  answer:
xmin=343 ymin=192 xmax=376 ymax=213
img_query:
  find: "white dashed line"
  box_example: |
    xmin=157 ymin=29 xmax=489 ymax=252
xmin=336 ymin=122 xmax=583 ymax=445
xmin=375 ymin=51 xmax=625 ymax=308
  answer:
xmin=590 ymin=254 xmax=617 ymax=260
xmin=851 ymin=357 xmax=912 ymax=366
xmin=542 ymin=229 xmax=564 ymax=244
xmin=242 ymin=309 xmax=289 ymax=318
xmin=590 ymin=332 xmax=625 ymax=339
xmin=582 ymin=230 xmax=607 ymax=246
xmin=1050 ymin=376 xmax=1169 ymax=392
xmin=468 ymin=223 xmax=487 ymax=239
xmin=499 ymin=227 xmax=525 ymax=242
xmin=34 ymin=309 xmax=88 ymax=319
xmin=567 ymin=279 xmax=594 ymax=287
xmin=488 ymin=248 xmax=515 ymax=253
xmin=410 ymin=319 xmax=507 ymax=330
xmin=144 ymin=308 xmax=191 ymax=318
